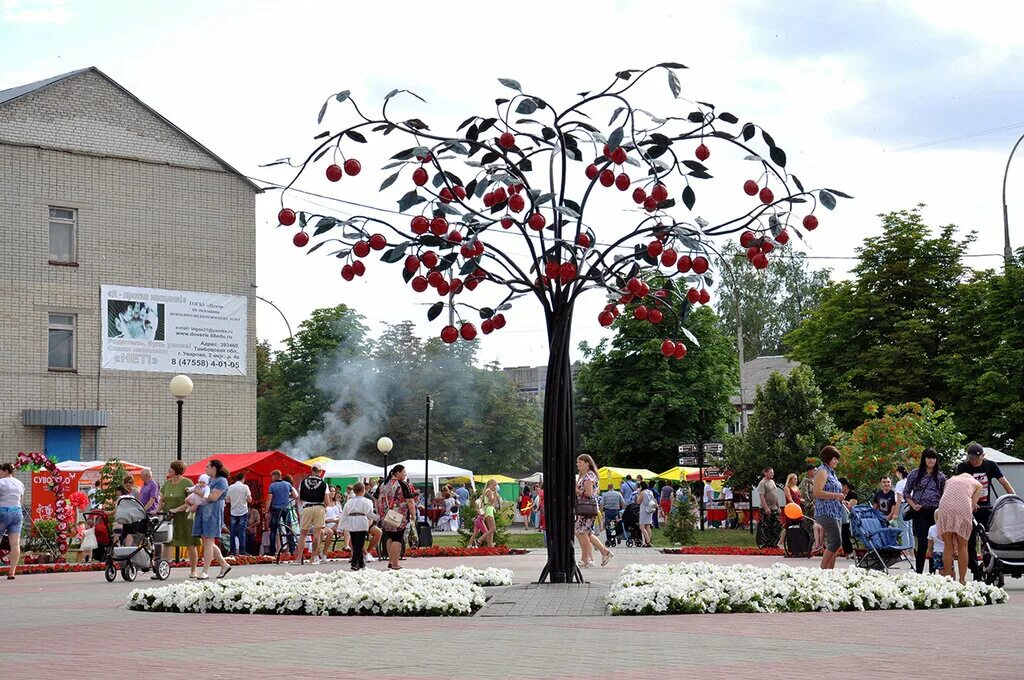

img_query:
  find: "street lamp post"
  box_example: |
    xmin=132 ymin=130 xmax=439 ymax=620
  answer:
xmin=169 ymin=375 xmax=193 ymax=461
xmin=1002 ymin=132 xmax=1023 ymax=268
xmin=377 ymin=436 xmax=393 ymax=480
xmin=424 ymin=395 xmax=433 ymax=503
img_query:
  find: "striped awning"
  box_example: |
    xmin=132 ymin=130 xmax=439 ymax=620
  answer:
xmin=21 ymin=409 xmax=109 ymax=427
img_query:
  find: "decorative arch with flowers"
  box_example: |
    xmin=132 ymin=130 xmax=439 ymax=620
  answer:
xmin=14 ymin=451 xmax=76 ymax=561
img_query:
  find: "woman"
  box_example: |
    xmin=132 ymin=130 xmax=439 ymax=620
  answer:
xmin=159 ymin=460 xmax=200 ymax=577
xmin=778 ymin=472 xmax=804 ymax=549
xmin=903 ymin=450 xmax=946 ymax=573
xmin=480 ymin=479 xmax=500 ymax=547
xmin=894 ymin=465 xmax=909 ymax=505
xmin=659 ymin=481 xmax=674 ymax=522
xmin=812 ymin=446 xmax=846 ymax=570
xmin=322 ymin=486 xmax=344 ymax=558
xmin=637 ymin=481 xmax=656 ymax=547
xmin=534 ymin=483 xmax=545 ymax=532
xmin=518 ymin=486 xmax=533 ymax=529
xmin=379 ymin=465 xmax=416 ymax=570
xmin=191 ymin=459 xmax=231 ymax=579
xmin=574 ymin=455 xmax=613 ymax=567
xmin=936 ymin=471 xmax=983 ymax=584
xmin=0 ymin=462 xmax=25 ymax=579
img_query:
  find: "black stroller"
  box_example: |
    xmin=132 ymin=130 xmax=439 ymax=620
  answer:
xmin=104 ymin=496 xmax=172 ymax=582
xmin=979 ymin=494 xmax=1024 ymax=588
xmin=621 ymin=503 xmax=642 ymax=547
xmin=604 ymin=509 xmax=626 ymax=547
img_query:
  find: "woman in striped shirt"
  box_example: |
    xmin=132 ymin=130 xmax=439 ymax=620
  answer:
xmin=812 ymin=446 xmax=846 ymax=570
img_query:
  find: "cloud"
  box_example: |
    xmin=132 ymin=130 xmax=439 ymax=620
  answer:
xmin=743 ymin=0 xmax=1024 ymax=150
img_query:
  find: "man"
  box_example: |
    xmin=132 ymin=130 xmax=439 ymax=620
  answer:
xmin=138 ymin=468 xmax=159 ymax=516
xmin=265 ymin=469 xmax=296 ymax=556
xmin=601 ymin=484 xmax=625 ymax=544
xmin=872 ymin=476 xmax=898 ymax=522
xmin=702 ymin=480 xmax=717 ymax=527
xmin=798 ymin=464 xmax=817 ymax=518
xmin=756 ymin=467 xmax=779 ymax=516
xmin=957 ymin=442 xmax=1016 ymax=580
xmin=455 ymin=483 xmax=470 ymax=507
xmin=620 ymin=475 xmax=638 ymax=505
xmin=295 ymin=463 xmax=330 ymax=565
xmin=226 ymin=472 xmax=252 ymax=557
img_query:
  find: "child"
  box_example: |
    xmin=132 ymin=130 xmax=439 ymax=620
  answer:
xmin=926 ymin=520 xmax=958 ymax=574
xmin=468 ymin=509 xmax=487 ymax=548
xmin=340 ymin=482 xmax=377 ymax=571
xmin=184 ymin=474 xmax=211 ymax=518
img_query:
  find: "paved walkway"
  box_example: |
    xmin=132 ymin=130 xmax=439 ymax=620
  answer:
xmin=5 ymin=550 xmax=1023 ymax=679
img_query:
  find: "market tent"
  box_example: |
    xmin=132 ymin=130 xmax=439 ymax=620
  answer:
xmin=448 ymin=474 xmax=519 ymax=502
xmin=657 ymin=466 xmax=701 ymax=482
xmin=393 ymin=459 xmax=474 ymax=495
xmin=304 ymin=456 xmax=334 ymax=467
xmin=30 ymin=460 xmax=147 ymax=521
xmin=519 ymin=472 xmax=543 ymax=484
xmin=321 ymin=459 xmax=385 ymax=489
xmin=183 ymin=451 xmax=309 ymax=506
xmin=597 ymin=466 xmax=657 ymax=489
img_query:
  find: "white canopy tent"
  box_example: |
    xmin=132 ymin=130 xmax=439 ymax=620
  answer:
xmin=321 ymin=459 xmax=385 ymax=480
xmin=392 ymin=459 xmax=474 ymax=495
xmin=983 ymin=448 xmax=1024 ymax=500
xmin=519 ymin=472 xmax=543 ymax=483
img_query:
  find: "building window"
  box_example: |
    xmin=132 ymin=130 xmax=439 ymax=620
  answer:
xmin=48 ymin=313 xmax=76 ymax=370
xmin=49 ymin=207 xmax=76 ymax=263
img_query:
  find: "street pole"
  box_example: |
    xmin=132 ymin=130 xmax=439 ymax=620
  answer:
xmin=735 ymin=294 xmax=747 ymax=435
xmin=424 ymin=395 xmax=432 ymax=503
xmin=698 ymin=445 xmax=705 ymax=532
xmin=176 ymin=399 xmax=184 ymax=461
xmin=1002 ymin=132 xmax=1023 ymax=268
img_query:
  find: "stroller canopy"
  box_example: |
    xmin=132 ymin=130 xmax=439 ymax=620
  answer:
xmin=114 ymin=496 xmax=147 ymax=525
xmin=989 ymin=495 xmax=1024 ymax=546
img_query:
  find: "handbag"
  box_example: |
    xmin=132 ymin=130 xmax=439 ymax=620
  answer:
xmin=79 ymin=527 xmax=98 ymax=551
xmin=575 ymin=497 xmax=598 ymax=517
xmin=901 ymin=504 xmax=916 ymax=521
xmin=382 ymin=508 xmax=405 ymax=531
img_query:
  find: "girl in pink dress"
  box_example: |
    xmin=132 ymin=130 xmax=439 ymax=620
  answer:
xmin=935 ymin=472 xmax=983 ymax=584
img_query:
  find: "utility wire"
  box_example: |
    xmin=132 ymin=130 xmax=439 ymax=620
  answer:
xmin=889 ymin=121 xmax=1024 ymax=152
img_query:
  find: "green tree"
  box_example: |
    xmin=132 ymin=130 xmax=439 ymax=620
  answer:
xmin=576 ymin=306 xmax=738 ymax=472
xmin=786 ymin=207 xmax=975 ymax=429
xmin=257 ymin=305 xmax=368 ymax=449
xmin=725 ymin=365 xmax=835 ymax=488
xmin=943 ymin=259 xmax=1024 ymax=454
xmin=716 ymin=241 xmax=831 ymax=360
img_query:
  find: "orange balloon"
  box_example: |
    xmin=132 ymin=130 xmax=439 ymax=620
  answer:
xmin=784 ymin=503 xmax=803 ymax=521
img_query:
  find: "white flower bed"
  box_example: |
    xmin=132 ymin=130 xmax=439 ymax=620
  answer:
xmin=608 ymin=562 xmax=1008 ymax=615
xmin=127 ymin=566 xmax=514 ymax=616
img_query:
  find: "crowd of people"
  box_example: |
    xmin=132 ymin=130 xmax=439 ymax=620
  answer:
xmin=751 ymin=442 xmax=1016 ymax=582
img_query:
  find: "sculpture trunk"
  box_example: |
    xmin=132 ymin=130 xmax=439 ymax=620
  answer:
xmin=538 ymin=305 xmax=583 ymax=583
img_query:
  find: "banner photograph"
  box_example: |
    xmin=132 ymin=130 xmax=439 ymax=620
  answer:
xmin=101 ymin=284 xmax=247 ymax=375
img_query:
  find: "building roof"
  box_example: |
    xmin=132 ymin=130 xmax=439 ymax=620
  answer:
xmin=0 ymin=66 xmax=261 ymax=192
xmin=983 ymin=448 xmax=1023 ymax=465
xmin=731 ymin=355 xmax=801 ymax=407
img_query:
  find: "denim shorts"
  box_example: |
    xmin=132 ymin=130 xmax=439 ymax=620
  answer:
xmin=0 ymin=509 xmax=23 ymax=537
xmin=815 ymin=516 xmax=842 ymax=552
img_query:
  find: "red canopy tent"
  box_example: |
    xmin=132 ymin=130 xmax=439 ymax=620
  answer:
xmin=183 ymin=451 xmax=309 ymax=508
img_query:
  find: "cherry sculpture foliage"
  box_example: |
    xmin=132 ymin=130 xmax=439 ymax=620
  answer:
xmin=270 ymin=63 xmax=848 ymax=582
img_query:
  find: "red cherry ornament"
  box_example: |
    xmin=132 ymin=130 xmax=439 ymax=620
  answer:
xmin=498 ymin=132 xmax=516 ymax=149
xmin=460 ymin=323 xmax=477 ymax=341
xmin=293 ymin=231 xmax=309 ymax=247
xmin=278 ymin=208 xmax=297 ymax=226
xmin=743 ymin=180 xmax=759 ymax=196
xmin=369 ymin=233 xmax=387 ymax=250
xmin=441 ymin=326 xmax=458 ymax=343
xmin=413 ymin=167 xmax=429 ymax=186
xmin=803 ymin=215 xmax=819 ymax=231
xmin=695 ymin=144 xmax=710 ymax=161
xmin=691 ymin=256 xmax=709 ymax=275
xmin=326 ymin=164 xmax=343 ymax=182
xmin=344 ymin=159 xmax=361 ymax=176
xmin=759 ymin=187 xmax=774 ymax=204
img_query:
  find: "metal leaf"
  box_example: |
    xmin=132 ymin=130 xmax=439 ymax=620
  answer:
xmin=515 ymin=99 xmax=538 ymax=115
xmin=608 ymin=126 xmax=624 ymax=151
xmin=498 ymin=78 xmax=522 ymax=92
xmin=555 ymin=205 xmax=580 ymax=219
xmin=682 ymin=186 xmax=695 ymax=210
xmin=681 ymin=326 xmax=701 ymax=348
xmin=427 ymin=302 xmax=444 ymax=322
xmin=379 ymin=171 xmax=401 ymax=191
xmin=667 ymin=70 xmax=682 ymax=98
xmin=819 ymin=190 xmax=837 ymax=210
xmin=313 ymin=217 xmax=338 ymax=236
xmin=717 ymin=112 xmax=738 ymax=124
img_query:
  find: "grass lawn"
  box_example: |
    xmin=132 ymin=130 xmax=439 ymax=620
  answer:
xmin=431 ymin=527 xmax=758 ymax=549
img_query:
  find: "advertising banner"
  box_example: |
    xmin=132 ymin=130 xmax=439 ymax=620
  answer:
xmin=101 ymin=284 xmax=247 ymax=375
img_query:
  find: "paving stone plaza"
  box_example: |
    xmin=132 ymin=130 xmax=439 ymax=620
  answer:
xmin=6 ymin=549 xmax=1023 ymax=679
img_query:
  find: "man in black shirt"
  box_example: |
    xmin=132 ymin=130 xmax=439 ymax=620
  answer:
xmin=956 ymin=443 xmax=1015 ymax=580
xmin=294 ymin=462 xmax=330 ymax=565
xmin=872 ymin=476 xmax=898 ymax=521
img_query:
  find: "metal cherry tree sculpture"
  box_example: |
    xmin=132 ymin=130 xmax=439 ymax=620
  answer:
xmin=272 ymin=63 xmax=848 ymax=583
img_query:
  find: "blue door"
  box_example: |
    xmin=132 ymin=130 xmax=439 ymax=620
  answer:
xmin=44 ymin=426 xmax=81 ymax=462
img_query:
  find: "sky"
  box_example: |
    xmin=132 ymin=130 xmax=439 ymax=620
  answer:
xmin=2 ymin=0 xmax=1021 ymax=369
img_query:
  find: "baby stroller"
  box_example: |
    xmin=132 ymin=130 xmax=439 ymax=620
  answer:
xmin=104 ymin=496 xmax=172 ymax=582
xmin=850 ymin=504 xmax=912 ymax=573
xmin=604 ymin=510 xmax=626 ymax=547
xmin=979 ymin=494 xmax=1024 ymax=588
xmin=621 ymin=503 xmax=642 ymax=547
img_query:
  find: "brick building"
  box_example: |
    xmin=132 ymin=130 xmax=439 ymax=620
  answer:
xmin=0 ymin=67 xmax=258 ymax=478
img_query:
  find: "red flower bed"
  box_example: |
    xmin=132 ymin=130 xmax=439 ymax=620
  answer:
xmin=661 ymin=546 xmax=785 ymax=556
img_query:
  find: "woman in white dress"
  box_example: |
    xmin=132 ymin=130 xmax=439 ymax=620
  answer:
xmin=638 ymin=481 xmax=655 ymax=547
